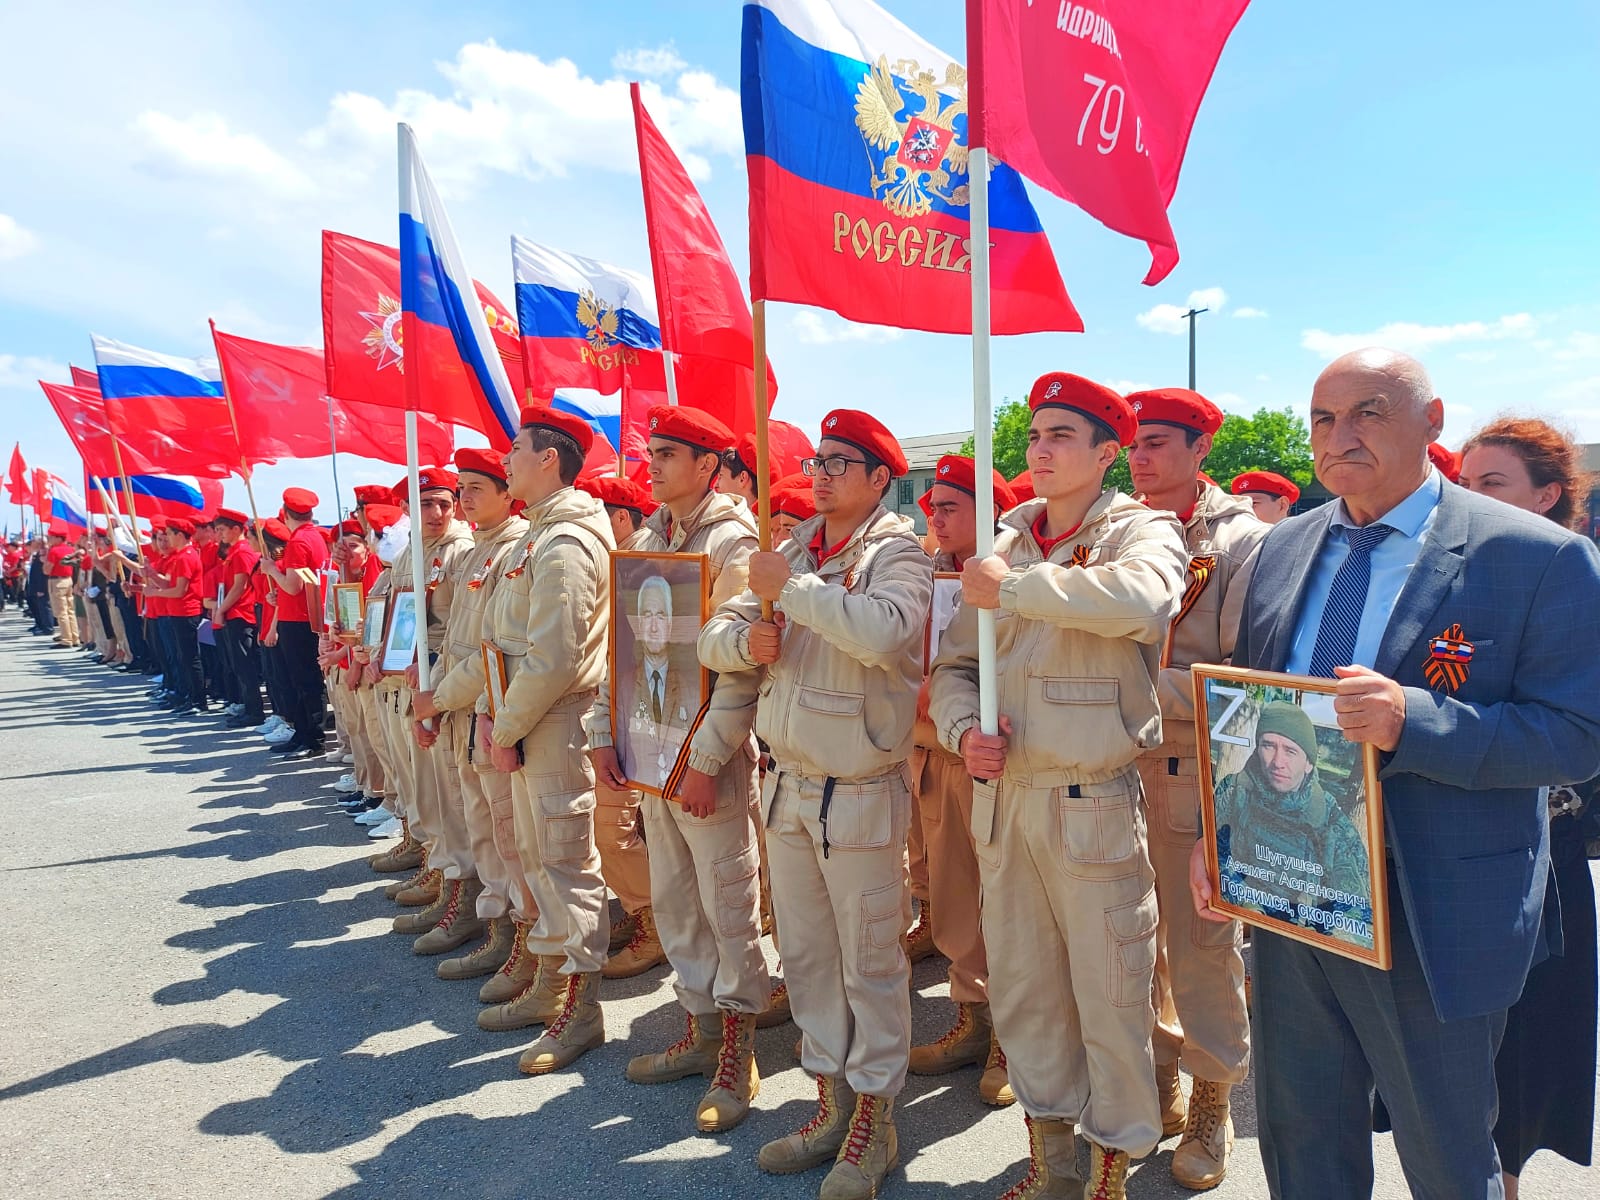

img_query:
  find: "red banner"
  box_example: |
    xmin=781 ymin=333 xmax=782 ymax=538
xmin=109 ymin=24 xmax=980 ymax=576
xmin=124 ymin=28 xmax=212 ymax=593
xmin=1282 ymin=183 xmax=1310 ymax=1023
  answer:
xmin=6 ymin=443 xmax=31 ymax=505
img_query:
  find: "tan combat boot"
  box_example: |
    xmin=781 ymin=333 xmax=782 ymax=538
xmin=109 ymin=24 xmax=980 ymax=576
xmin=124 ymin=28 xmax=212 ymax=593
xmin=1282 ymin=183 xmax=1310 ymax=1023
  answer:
xmin=697 ymin=1011 xmax=760 ymax=1133
xmin=909 ymin=1001 xmax=992 ymax=1075
xmin=478 ymin=954 xmax=565 ymax=1031
xmin=626 ymin=1011 xmax=718 ymax=1084
xmin=904 ymin=902 xmax=936 ymax=964
xmin=820 ymin=1094 xmax=898 ymax=1200
xmin=518 ymin=971 xmax=604 ymax=1075
xmin=478 ymin=922 xmax=538 ymax=1004
xmin=437 ymin=913 xmax=513 ymax=980
xmin=392 ymin=876 xmax=452 ymax=934
xmin=601 ymin=905 xmax=667 ymax=979
xmin=393 ymin=866 xmax=442 ymax=908
xmin=979 ymin=1037 xmax=1015 ymax=1107
xmin=384 ymin=856 xmax=434 ymax=902
xmin=756 ymin=979 xmax=793 ymax=1029
xmin=412 ymin=878 xmax=486 ymax=955
xmin=1170 ymin=1078 xmax=1232 ymax=1190
xmin=608 ymin=908 xmax=641 ymax=954
xmin=759 ymin=1073 xmax=856 ymax=1174
xmin=1156 ymin=1060 xmax=1188 ymax=1137
xmin=1083 ymin=1140 xmax=1130 ymax=1200
xmin=996 ymin=1116 xmax=1083 ymax=1199
xmin=369 ymin=819 xmax=424 ymax=872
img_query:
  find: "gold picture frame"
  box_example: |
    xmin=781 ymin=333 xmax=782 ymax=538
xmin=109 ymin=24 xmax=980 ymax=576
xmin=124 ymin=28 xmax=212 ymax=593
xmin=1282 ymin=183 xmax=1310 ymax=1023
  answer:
xmin=334 ymin=583 xmax=365 ymax=644
xmin=379 ymin=588 xmax=420 ymax=677
xmin=608 ymin=551 xmax=711 ymax=800
xmin=361 ymin=594 xmax=389 ymax=650
xmin=481 ymin=641 xmax=509 ymax=722
xmin=1193 ymin=664 xmax=1391 ymax=970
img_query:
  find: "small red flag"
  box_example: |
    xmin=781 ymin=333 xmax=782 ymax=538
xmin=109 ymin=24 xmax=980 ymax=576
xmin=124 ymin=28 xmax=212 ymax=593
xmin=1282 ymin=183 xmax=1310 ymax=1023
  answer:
xmin=6 ymin=443 xmax=31 ymax=506
xmin=40 ymin=381 xmax=166 ymax=477
xmin=971 ymin=0 xmax=1251 ymax=285
xmin=69 ymin=365 xmax=101 ymax=394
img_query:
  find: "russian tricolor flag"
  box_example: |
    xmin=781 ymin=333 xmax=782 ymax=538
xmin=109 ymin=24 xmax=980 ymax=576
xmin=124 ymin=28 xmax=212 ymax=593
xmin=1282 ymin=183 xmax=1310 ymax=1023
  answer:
xmin=41 ymin=472 xmax=89 ymax=532
xmin=742 ymin=0 xmax=1081 ymax=335
xmin=90 ymin=336 xmax=222 ymax=402
xmin=512 ymin=237 xmax=668 ymax=398
xmin=90 ymin=474 xmax=220 ymax=521
xmin=399 ymin=123 xmax=521 ymax=448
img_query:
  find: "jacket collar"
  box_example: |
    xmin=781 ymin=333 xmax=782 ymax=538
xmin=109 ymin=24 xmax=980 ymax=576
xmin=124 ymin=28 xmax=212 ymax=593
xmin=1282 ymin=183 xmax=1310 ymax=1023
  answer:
xmin=646 ymin=489 xmax=756 ymax=550
xmin=789 ymin=505 xmax=915 ymax=577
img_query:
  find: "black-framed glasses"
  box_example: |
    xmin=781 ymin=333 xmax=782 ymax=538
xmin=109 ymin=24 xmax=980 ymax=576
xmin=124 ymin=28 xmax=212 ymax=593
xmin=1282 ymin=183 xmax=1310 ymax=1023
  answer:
xmin=801 ymin=455 xmax=869 ymax=478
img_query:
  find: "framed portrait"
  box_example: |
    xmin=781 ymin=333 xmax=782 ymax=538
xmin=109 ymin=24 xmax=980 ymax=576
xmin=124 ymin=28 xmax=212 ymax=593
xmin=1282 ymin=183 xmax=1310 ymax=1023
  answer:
xmin=380 ymin=588 xmax=421 ymax=676
xmin=609 ymin=551 xmax=711 ymax=798
xmin=482 ymin=641 xmax=509 ymax=721
xmin=1194 ymin=665 xmax=1391 ymax=969
xmin=924 ymin=571 xmax=962 ymax=673
xmin=334 ymin=583 xmax=365 ymax=643
xmin=315 ymin=568 xmax=339 ymax=634
xmin=361 ymin=595 xmax=388 ymax=650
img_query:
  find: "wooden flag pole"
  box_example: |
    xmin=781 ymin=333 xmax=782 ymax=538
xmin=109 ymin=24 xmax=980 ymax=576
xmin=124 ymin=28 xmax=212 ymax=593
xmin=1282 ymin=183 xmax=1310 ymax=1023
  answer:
xmin=210 ymin=320 xmax=269 ymax=559
xmin=752 ymin=299 xmax=774 ymax=620
xmin=108 ymin=438 xmax=146 ymax=567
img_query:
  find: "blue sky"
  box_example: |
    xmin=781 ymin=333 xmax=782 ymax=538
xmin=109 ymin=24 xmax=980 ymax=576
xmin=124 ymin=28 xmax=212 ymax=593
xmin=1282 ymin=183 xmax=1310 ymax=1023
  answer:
xmin=3 ymin=0 xmax=1597 ymax=519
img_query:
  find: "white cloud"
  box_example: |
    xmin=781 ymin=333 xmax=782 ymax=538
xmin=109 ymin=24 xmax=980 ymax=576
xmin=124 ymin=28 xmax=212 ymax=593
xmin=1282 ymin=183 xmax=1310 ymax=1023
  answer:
xmin=133 ymin=111 xmax=317 ymax=199
xmin=791 ymin=311 xmax=904 ymax=346
xmin=1233 ymin=306 xmax=1267 ymax=319
xmin=0 ymin=214 xmax=38 ymax=261
xmin=1299 ymin=313 xmax=1538 ymax=360
xmin=1136 ymin=288 xmax=1227 ymax=334
xmin=0 ymin=353 xmax=69 ymax=390
xmin=1456 ymin=350 xmax=1497 ymax=363
xmin=1554 ymin=331 xmax=1600 ymax=362
xmin=612 ymin=44 xmax=688 ymax=77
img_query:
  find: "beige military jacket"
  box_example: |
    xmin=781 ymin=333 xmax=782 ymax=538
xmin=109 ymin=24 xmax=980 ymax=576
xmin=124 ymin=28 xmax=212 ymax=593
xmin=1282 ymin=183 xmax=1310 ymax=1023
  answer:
xmin=912 ymin=547 xmax=959 ymax=755
xmin=431 ymin=514 xmax=531 ymax=715
xmin=699 ymin=505 xmax=934 ymax=782
xmin=585 ymin=490 xmax=759 ymax=775
xmin=1147 ymin=483 xmax=1267 ymax=756
xmin=485 ymin=486 xmax=614 ymax=748
xmin=929 ymin=491 xmax=1187 ymax=788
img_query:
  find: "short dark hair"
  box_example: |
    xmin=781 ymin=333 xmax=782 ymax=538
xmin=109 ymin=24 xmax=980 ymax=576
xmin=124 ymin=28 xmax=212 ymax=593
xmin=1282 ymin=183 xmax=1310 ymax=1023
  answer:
xmin=525 ymin=425 xmax=584 ymax=486
xmin=720 ymin=449 xmax=753 ymax=479
xmin=283 ymin=506 xmax=312 ymax=523
xmin=605 ymin=503 xmax=645 ymax=532
xmin=861 ymin=452 xmax=894 ymax=500
xmin=1088 ymin=424 xmax=1122 ymax=450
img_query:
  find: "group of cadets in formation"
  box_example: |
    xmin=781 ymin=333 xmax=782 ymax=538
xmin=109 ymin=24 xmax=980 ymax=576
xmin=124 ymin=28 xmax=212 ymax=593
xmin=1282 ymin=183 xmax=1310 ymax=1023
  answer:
xmin=4 ymin=377 xmax=1321 ymax=1200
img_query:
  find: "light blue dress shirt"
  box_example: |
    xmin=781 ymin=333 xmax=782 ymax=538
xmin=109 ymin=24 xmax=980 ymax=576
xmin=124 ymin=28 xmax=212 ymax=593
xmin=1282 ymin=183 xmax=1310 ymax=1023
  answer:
xmin=1285 ymin=470 xmax=1445 ymax=674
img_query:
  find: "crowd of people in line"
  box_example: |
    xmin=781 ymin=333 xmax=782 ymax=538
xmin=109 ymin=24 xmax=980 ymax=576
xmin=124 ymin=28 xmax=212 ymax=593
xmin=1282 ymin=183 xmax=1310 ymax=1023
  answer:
xmin=6 ymin=345 xmax=1597 ymax=1200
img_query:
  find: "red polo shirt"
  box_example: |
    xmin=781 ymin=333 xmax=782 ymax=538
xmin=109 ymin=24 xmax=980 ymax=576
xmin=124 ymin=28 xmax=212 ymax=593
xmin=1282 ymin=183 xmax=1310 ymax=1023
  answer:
xmin=46 ymin=544 xmax=77 ymax=578
xmin=275 ymin=523 xmax=329 ymax=624
xmin=222 ymin=542 xmax=261 ymax=623
xmin=166 ymin=544 xmax=204 ymax=618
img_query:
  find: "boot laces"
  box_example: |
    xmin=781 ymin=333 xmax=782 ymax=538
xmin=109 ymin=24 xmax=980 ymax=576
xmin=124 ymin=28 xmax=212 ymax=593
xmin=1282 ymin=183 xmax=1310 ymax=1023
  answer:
xmin=769 ymin=980 xmax=788 ymax=1004
xmin=932 ymin=1005 xmax=976 ymax=1050
xmin=1087 ymin=1145 xmax=1127 ymax=1199
xmin=544 ymin=974 xmax=582 ymax=1039
xmin=497 ymin=924 xmax=526 ymax=977
xmin=664 ymin=1012 xmax=699 ymax=1059
xmin=799 ymin=1078 xmax=837 ymax=1137
xmin=997 ymin=1117 xmax=1042 ymax=1200
xmin=462 ymin=921 xmax=503 ymax=963
xmin=1182 ymin=1079 xmax=1224 ymax=1145
xmin=621 ymin=913 xmax=654 ymax=954
xmin=839 ymin=1097 xmax=879 ymax=1166
xmin=709 ymin=1016 xmax=745 ymax=1091
xmin=436 ymin=881 xmax=463 ymax=929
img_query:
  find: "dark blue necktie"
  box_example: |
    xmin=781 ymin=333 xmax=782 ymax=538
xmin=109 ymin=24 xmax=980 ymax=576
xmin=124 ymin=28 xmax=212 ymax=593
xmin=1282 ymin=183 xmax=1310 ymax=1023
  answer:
xmin=1307 ymin=524 xmax=1393 ymax=678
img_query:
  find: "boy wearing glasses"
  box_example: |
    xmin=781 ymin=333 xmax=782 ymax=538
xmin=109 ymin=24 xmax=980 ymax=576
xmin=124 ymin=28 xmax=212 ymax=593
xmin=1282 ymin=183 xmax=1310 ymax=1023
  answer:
xmin=700 ymin=410 xmax=932 ymax=1200
xmin=929 ymin=374 xmax=1188 ymax=1200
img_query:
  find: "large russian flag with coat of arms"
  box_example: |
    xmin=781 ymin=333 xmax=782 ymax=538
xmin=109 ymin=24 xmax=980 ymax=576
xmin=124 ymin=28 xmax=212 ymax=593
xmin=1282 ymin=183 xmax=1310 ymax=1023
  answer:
xmin=742 ymin=0 xmax=1081 ymax=335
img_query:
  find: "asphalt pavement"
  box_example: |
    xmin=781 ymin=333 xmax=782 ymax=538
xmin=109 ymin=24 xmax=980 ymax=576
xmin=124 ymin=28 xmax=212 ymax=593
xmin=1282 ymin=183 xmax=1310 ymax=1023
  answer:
xmin=1 ymin=614 xmax=1594 ymax=1199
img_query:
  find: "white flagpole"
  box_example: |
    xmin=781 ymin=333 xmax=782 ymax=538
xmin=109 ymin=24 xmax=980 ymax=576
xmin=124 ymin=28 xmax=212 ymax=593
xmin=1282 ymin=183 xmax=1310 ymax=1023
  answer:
xmin=398 ymin=123 xmax=432 ymax=699
xmin=663 ymin=350 xmax=680 ymax=407
xmin=969 ymin=146 xmax=999 ymax=739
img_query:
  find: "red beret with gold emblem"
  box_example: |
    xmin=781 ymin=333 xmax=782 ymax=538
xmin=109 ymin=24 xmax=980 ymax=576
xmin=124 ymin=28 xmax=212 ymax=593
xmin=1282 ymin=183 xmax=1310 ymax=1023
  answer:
xmin=519 ymin=404 xmax=596 ymax=456
xmin=281 ymin=487 xmax=319 ymax=513
xmin=1126 ymin=387 xmax=1224 ymax=435
xmin=416 ymin=466 xmax=459 ymax=494
xmin=1229 ymin=470 xmax=1300 ymax=503
xmin=917 ymin=454 xmax=1016 ymax=515
xmin=646 ymin=405 xmax=733 ymax=454
xmin=1027 ymin=372 xmax=1137 ymax=447
xmin=454 ymin=448 xmax=507 ymax=485
xmin=818 ymin=409 xmax=908 ymax=475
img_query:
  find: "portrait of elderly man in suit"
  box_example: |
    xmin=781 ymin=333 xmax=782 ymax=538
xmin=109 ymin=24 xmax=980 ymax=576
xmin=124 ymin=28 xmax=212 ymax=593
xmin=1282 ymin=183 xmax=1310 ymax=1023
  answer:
xmin=620 ymin=572 xmax=696 ymax=791
xmin=1190 ymin=347 xmax=1600 ymax=1199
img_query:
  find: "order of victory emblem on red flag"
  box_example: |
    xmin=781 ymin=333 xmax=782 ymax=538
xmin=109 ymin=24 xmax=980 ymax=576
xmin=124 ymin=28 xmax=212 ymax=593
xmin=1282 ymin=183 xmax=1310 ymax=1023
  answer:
xmin=358 ymin=291 xmax=517 ymax=376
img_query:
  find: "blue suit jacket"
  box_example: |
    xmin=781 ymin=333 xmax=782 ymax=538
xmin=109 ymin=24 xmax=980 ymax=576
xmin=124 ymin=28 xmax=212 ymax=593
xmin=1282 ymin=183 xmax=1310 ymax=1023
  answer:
xmin=1235 ymin=482 xmax=1600 ymax=1021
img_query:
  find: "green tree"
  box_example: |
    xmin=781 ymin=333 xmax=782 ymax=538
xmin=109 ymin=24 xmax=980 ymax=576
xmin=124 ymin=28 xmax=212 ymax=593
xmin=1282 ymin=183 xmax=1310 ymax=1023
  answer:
xmin=962 ymin=402 xmax=1314 ymax=495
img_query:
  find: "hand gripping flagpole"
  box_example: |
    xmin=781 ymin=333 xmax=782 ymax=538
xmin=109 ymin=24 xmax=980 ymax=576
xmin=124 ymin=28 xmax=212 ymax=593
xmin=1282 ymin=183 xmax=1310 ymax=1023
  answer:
xmin=967 ymin=4 xmax=999 ymax=740
xmin=752 ymin=299 xmax=774 ymax=621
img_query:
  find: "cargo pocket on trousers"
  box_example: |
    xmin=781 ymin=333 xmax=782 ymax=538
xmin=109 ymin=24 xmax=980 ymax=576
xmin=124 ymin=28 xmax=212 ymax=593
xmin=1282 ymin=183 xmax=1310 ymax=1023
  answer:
xmin=821 ymin=778 xmax=893 ymax=850
xmin=858 ymin=880 xmax=906 ymax=978
xmin=534 ymin=778 xmax=594 ymax=865
xmin=713 ymin=843 xmax=761 ymax=939
xmin=971 ymin=779 xmax=1000 ymax=868
xmin=1059 ymin=776 xmax=1141 ymax=878
xmin=1105 ymin=886 xmax=1159 ymax=1008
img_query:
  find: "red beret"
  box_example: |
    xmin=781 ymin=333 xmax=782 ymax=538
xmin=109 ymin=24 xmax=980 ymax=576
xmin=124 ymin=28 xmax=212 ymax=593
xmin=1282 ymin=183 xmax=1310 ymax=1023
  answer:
xmin=391 ymin=476 xmax=411 ymax=500
xmin=1127 ymin=388 xmax=1224 ymax=435
xmin=1008 ymin=470 xmax=1035 ymax=505
xmin=416 ymin=466 xmax=459 ymax=494
xmin=772 ymin=477 xmax=817 ymax=521
xmin=519 ymin=404 xmax=596 ymax=456
xmin=364 ymin=504 xmax=403 ymax=534
xmin=581 ymin=475 xmax=659 ymax=516
xmin=319 ymin=525 xmax=337 ymax=544
xmin=819 ymin=409 xmax=907 ymax=475
xmin=148 ymin=517 xmax=168 ymax=531
xmin=213 ymin=507 xmax=249 ymax=526
xmin=1427 ymin=442 xmax=1461 ymax=483
xmin=166 ymin=517 xmax=195 ymax=537
xmin=917 ymin=454 xmax=1015 ymax=516
xmin=1229 ymin=470 xmax=1300 ymax=503
xmin=730 ymin=432 xmax=778 ymax=486
xmin=647 ymin=405 xmax=734 ymax=454
xmin=353 ymin=484 xmax=392 ymax=506
xmin=1028 ymin=372 xmax=1137 ymax=446
xmin=455 ymin=447 xmax=507 ymax=484
xmin=1198 ymin=470 xmax=1218 ymax=487
xmin=282 ymin=487 xmax=318 ymax=513
xmin=260 ymin=518 xmax=292 ymax=542
xmin=48 ymin=520 xmax=72 ymax=538
xmin=338 ymin=519 xmax=364 ymax=537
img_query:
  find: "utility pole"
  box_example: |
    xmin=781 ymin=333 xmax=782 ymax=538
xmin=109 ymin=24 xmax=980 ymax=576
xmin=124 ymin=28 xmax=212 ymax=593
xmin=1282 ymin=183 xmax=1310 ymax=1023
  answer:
xmin=1184 ymin=306 xmax=1208 ymax=390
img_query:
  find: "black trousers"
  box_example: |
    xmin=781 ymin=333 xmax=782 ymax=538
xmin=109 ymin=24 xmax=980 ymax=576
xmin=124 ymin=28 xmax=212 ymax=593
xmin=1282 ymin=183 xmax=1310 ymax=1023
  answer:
xmin=111 ymin=584 xmax=147 ymax=663
xmin=222 ymin=618 xmax=264 ymax=721
xmin=164 ymin=616 xmax=206 ymax=709
xmin=275 ymin=620 xmax=326 ymax=748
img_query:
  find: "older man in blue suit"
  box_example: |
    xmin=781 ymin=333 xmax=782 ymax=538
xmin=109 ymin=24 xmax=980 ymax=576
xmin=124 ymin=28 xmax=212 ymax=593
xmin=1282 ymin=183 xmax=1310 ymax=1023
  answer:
xmin=1189 ymin=348 xmax=1600 ymax=1199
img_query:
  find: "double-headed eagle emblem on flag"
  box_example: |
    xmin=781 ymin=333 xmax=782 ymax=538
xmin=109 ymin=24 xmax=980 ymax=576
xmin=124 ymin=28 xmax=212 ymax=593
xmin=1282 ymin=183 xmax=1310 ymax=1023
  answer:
xmin=577 ymin=288 xmax=621 ymax=353
xmin=854 ymin=57 xmax=970 ymax=218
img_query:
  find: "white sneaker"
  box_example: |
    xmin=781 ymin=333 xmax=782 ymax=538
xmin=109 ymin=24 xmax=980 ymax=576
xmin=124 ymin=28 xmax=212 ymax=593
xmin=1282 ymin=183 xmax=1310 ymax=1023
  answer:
xmin=258 ymin=716 xmax=285 ymax=737
xmin=333 ymin=774 xmax=360 ymax=793
xmin=264 ymin=726 xmax=296 ymax=745
xmin=224 ymin=703 xmax=243 ymax=717
xmin=367 ymin=815 xmax=402 ymax=839
xmin=341 ymin=753 xmax=355 ymax=765
xmin=355 ymin=806 xmax=392 ymax=826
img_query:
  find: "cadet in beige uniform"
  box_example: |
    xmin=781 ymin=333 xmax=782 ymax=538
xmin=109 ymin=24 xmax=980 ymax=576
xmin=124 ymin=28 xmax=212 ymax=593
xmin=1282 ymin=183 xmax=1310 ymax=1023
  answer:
xmin=586 ymin=407 xmax=770 ymax=1132
xmin=700 ymin=409 xmax=932 ymax=1200
xmin=930 ymin=375 xmax=1187 ymax=1200
xmin=907 ymin=455 xmax=1014 ymax=1104
xmin=412 ymin=448 xmax=535 ymax=990
xmin=481 ymin=406 xmax=614 ymax=1076
xmin=1126 ymin=390 xmax=1267 ymax=1190
xmin=580 ymin=473 xmax=666 ymax=975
